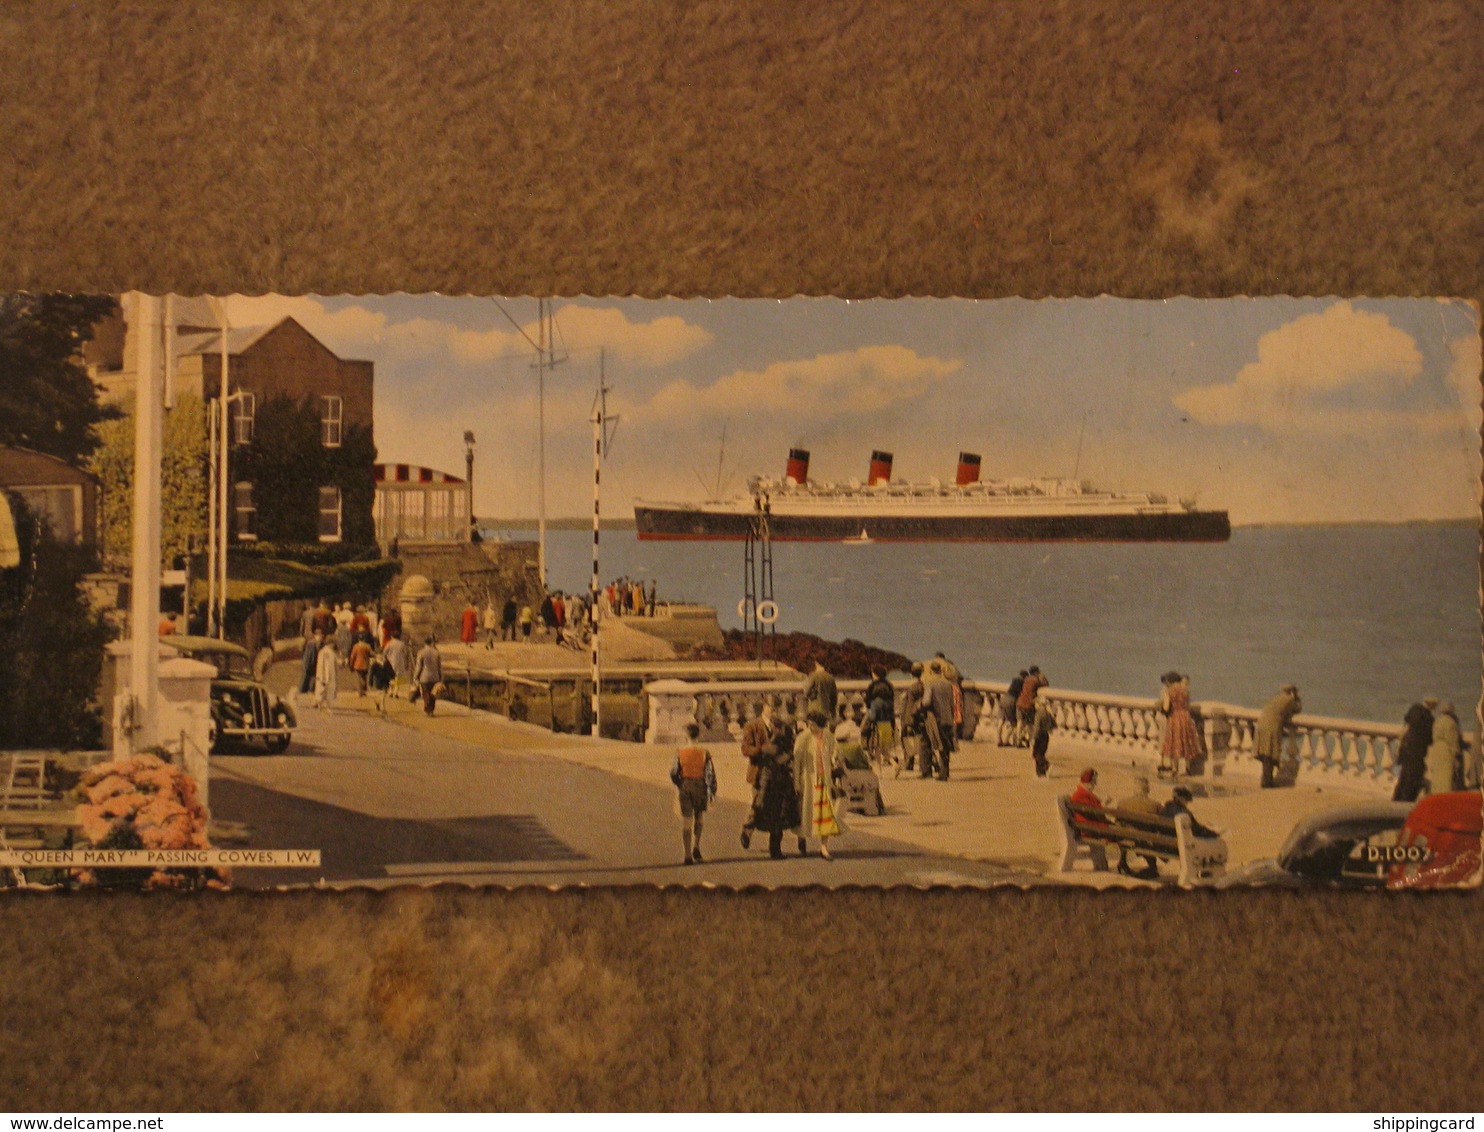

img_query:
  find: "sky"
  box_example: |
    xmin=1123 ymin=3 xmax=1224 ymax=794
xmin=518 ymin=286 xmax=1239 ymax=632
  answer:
xmin=218 ymin=294 xmax=1482 ymax=525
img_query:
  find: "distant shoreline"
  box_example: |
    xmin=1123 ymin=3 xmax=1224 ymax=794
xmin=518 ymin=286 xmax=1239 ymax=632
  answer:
xmin=481 ymin=517 xmax=638 ymax=531
xmin=1232 ymin=517 xmax=1478 ymax=530
xmin=481 ymin=516 xmax=1476 ymax=532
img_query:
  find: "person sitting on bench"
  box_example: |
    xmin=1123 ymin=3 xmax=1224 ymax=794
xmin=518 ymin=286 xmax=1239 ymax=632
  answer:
xmin=1159 ymin=785 xmax=1221 ymax=840
xmin=1070 ymin=768 xmax=1106 ymax=825
xmin=1114 ymin=775 xmax=1163 ymax=879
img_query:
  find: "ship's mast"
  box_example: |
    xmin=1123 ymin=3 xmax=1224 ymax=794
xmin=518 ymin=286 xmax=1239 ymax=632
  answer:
xmin=1072 ymin=409 xmax=1090 ymax=482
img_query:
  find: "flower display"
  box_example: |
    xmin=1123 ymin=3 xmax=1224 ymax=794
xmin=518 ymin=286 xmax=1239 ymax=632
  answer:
xmin=73 ymin=753 xmax=224 ymax=890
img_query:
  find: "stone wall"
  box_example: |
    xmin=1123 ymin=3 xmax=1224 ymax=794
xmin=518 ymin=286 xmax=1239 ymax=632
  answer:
xmin=383 ymin=539 xmax=541 ymax=640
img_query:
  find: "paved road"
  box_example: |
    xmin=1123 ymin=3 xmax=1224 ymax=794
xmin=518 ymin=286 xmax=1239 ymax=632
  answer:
xmin=210 ymin=662 xmax=1383 ymax=890
xmin=210 ymin=689 xmax=1042 ymax=889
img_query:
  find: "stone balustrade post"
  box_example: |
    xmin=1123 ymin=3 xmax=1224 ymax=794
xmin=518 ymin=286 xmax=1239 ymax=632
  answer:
xmin=645 ymin=680 xmax=700 ymax=745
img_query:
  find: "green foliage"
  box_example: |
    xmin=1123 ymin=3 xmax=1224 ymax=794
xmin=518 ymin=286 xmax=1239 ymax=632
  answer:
xmin=86 ymin=392 xmax=209 ymax=568
xmin=187 ymin=553 xmax=400 ymax=631
xmin=233 ymin=396 xmax=376 ymax=548
xmin=0 ymin=495 xmax=112 ymax=750
xmin=231 ymin=540 xmax=381 ymax=566
xmin=0 ymin=293 xmax=119 ymax=465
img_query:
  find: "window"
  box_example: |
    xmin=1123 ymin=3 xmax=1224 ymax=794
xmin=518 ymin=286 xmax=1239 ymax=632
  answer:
xmin=429 ymin=487 xmax=451 ymax=539
xmin=318 ymin=485 xmax=342 ymax=542
xmin=402 ymin=489 xmax=425 ymax=539
xmin=320 ymin=395 xmax=343 ymax=447
xmin=231 ymin=392 xmax=255 ymax=446
xmin=14 ymin=485 xmax=81 ymax=544
xmin=233 ymin=482 xmax=257 ymax=541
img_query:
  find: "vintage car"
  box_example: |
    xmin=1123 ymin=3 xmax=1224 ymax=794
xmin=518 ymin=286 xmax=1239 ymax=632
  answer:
xmin=162 ymin=635 xmax=296 ymax=754
xmin=1216 ymin=792 xmax=1482 ymax=890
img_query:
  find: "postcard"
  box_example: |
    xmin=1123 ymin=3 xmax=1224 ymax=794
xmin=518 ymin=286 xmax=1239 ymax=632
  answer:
xmin=0 ymin=292 xmax=1479 ymax=891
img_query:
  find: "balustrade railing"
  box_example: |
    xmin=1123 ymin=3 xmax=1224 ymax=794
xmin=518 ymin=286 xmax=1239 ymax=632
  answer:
xmin=645 ymin=676 xmax=1474 ymax=794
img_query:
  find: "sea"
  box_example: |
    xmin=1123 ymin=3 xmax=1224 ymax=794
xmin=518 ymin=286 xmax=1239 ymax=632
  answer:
xmin=495 ymin=522 xmax=1481 ymax=727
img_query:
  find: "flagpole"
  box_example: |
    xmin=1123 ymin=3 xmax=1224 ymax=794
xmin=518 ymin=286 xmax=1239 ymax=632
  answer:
xmin=590 ymin=349 xmax=604 ymax=738
xmin=127 ymin=293 xmax=163 ymax=750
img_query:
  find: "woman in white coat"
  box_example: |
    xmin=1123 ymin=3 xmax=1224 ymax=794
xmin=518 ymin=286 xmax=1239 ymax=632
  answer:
xmin=792 ymin=710 xmax=845 ymax=860
xmin=1425 ymin=701 xmax=1462 ymax=795
xmin=314 ymin=636 xmax=340 ymax=710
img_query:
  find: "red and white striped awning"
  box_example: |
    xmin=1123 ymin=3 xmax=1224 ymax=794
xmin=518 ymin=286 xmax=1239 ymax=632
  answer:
xmin=374 ymin=463 xmax=466 ymax=486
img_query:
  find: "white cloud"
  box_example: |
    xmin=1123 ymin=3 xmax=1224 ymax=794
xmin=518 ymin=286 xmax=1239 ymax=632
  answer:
xmin=1172 ymin=301 xmax=1445 ymax=433
xmin=625 ymin=346 xmax=962 ymax=425
xmin=1442 ymin=305 xmax=1482 ymax=428
xmin=549 ymin=306 xmax=714 ymax=368
xmin=220 ymin=296 xmax=712 ymax=371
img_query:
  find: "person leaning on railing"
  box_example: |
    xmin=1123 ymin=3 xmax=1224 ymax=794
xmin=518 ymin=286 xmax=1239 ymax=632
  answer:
xmin=1254 ymin=684 xmax=1302 ymax=789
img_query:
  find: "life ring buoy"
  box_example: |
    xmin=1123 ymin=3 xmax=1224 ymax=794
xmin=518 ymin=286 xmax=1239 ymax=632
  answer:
xmin=737 ymin=597 xmax=753 ymax=620
xmin=756 ymin=600 xmax=779 ymax=625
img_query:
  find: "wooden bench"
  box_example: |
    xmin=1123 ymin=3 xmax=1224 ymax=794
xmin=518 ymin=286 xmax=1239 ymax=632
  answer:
xmin=1055 ymin=796 xmax=1228 ymax=886
xmin=0 ymin=807 xmax=79 ymax=852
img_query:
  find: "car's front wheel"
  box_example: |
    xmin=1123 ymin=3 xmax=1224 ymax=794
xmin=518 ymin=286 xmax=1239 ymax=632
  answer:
xmin=264 ymin=733 xmax=290 ymax=754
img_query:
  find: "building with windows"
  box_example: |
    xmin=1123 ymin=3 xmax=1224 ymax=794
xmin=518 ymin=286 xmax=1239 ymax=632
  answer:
xmin=0 ymin=447 xmax=99 ymax=547
xmin=373 ymin=463 xmax=471 ymax=548
xmin=86 ymin=300 xmax=377 ymax=549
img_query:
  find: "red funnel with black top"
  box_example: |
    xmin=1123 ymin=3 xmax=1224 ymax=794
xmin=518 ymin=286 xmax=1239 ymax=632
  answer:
xmin=785 ymin=448 xmax=810 ymax=485
xmin=956 ymin=452 xmax=982 ymax=486
xmin=868 ymin=450 xmax=893 ymax=485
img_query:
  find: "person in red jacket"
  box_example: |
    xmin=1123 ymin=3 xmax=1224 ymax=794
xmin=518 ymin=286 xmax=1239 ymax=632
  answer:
xmin=1069 ymin=767 xmax=1107 ymax=827
xmin=1016 ymin=665 xmax=1045 ymax=745
xmin=460 ymin=599 xmax=479 ymax=645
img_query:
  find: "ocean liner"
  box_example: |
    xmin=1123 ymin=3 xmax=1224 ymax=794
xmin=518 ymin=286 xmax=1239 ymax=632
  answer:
xmin=633 ymin=449 xmax=1231 ymax=543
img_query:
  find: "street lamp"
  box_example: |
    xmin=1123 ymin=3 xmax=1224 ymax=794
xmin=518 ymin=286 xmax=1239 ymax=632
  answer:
xmin=463 ymin=430 xmax=476 ymax=543
xmin=213 ymin=389 xmax=253 ymax=638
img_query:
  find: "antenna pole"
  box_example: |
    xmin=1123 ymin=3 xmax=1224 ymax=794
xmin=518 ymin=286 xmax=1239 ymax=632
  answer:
xmin=1072 ymin=409 xmax=1089 ymax=481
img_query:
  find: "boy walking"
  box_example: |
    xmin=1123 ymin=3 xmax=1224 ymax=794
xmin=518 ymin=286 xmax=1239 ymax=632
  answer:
xmin=669 ymin=723 xmax=717 ymax=866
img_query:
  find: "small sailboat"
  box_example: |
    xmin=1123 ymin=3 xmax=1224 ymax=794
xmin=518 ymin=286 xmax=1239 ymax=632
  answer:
xmin=842 ymin=527 xmax=874 ymax=545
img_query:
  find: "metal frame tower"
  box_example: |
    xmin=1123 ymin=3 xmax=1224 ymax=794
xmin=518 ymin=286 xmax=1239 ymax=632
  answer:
xmin=741 ymin=494 xmax=777 ymax=664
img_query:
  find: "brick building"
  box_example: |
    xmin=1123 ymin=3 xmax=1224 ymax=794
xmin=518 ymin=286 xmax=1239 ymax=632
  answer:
xmin=86 ymin=299 xmax=377 ymax=548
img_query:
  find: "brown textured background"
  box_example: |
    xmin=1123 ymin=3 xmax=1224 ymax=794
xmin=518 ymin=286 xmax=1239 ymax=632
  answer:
xmin=2 ymin=0 xmax=1481 ymax=1111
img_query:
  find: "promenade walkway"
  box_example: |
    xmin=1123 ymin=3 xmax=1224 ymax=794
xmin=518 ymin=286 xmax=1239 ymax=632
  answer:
xmin=340 ymin=687 xmax=1378 ymax=885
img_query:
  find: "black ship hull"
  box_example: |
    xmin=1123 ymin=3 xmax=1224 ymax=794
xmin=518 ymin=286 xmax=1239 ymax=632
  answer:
xmin=634 ymin=506 xmax=1231 ymax=543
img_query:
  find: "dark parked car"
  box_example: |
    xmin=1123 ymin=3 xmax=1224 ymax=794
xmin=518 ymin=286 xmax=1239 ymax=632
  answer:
xmin=162 ymin=635 xmax=296 ymax=754
xmin=1216 ymin=793 xmax=1481 ymax=889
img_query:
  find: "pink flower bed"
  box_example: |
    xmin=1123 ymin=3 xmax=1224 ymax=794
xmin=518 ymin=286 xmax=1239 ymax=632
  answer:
xmin=74 ymin=753 xmax=225 ymax=890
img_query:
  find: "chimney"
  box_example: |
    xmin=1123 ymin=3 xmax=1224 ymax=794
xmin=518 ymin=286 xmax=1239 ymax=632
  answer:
xmin=785 ymin=448 xmax=810 ymax=485
xmin=956 ymin=452 xmax=982 ymax=486
xmin=868 ymin=450 xmax=893 ymax=486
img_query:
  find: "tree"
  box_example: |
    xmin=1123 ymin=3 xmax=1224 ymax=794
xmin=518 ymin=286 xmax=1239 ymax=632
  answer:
xmin=87 ymin=392 xmax=209 ymax=569
xmin=233 ymin=396 xmax=376 ymax=549
xmin=0 ymin=494 xmax=111 ymax=750
xmin=0 ymin=293 xmax=119 ymax=466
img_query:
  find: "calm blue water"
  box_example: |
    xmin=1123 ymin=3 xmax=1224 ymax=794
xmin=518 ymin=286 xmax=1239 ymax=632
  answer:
xmin=520 ymin=523 xmax=1480 ymax=725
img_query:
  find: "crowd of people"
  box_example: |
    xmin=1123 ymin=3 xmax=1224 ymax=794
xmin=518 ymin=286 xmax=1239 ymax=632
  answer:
xmin=295 ymin=598 xmax=446 ymax=716
xmin=447 ymin=577 xmax=660 ymax=653
xmin=458 ymin=590 xmax=590 ymax=649
xmin=599 ymin=577 xmax=658 ymax=618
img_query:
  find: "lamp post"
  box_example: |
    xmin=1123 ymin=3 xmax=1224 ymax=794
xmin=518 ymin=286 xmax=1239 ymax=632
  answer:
xmin=463 ymin=430 xmax=476 ymax=543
